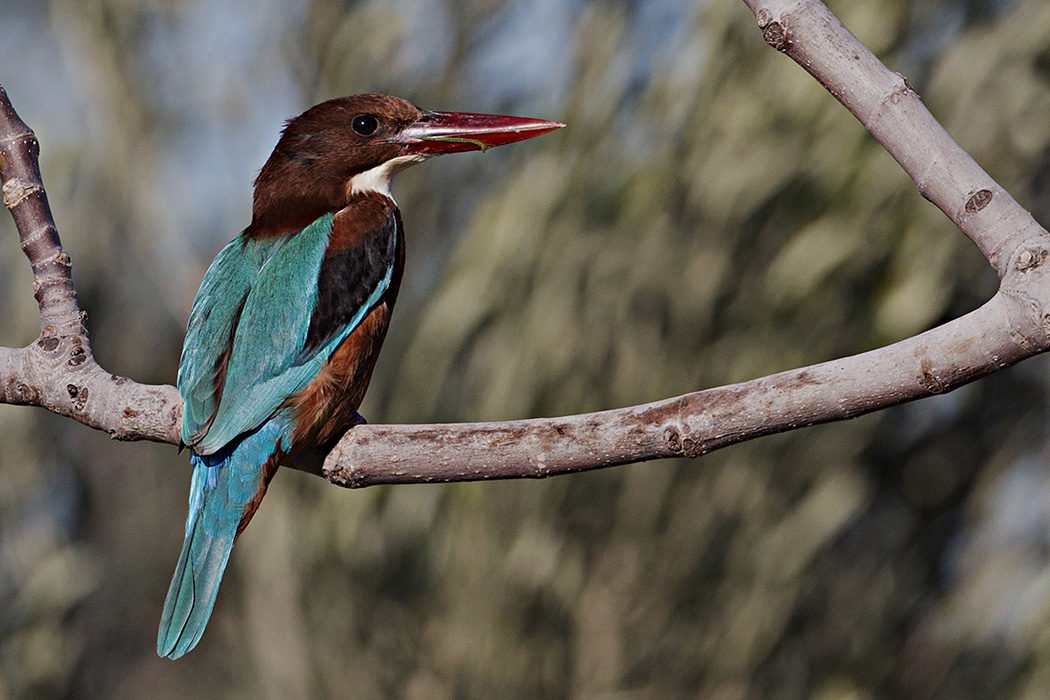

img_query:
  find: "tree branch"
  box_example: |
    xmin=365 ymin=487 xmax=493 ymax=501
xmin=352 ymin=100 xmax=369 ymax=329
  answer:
xmin=741 ymin=0 xmax=1043 ymax=269
xmin=0 ymin=84 xmax=183 ymax=445
xmin=3 ymin=0 xmax=1050 ymax=488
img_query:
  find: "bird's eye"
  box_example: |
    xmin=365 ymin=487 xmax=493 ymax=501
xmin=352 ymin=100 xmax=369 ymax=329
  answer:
xmin=352 ymin=115 xmax=379 ymax=136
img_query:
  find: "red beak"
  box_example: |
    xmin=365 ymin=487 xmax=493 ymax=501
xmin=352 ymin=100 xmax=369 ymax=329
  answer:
xmin=395 ymin=110 xmax=565 ymax=156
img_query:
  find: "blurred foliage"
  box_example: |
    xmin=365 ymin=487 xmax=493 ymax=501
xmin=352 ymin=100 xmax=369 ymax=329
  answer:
xmin=2 ymin=0 xmax=1050 ymax=698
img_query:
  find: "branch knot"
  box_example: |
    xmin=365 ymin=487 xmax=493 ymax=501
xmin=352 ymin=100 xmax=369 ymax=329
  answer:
xmin=1015 ymin=248 xmax=1048 ymax=272
xmin=2 ymin=177 xmax=42 ymax=209
xmin=763 ymin=22 xmax=788 ymax=52
xmin=664 ymin=426 xmax=704 ymax=458
xmin=965 ymin=188 xmax=993 ymax=215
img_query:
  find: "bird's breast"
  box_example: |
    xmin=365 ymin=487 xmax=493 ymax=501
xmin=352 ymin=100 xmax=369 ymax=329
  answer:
xmin=288 ymin=299 xmax=395 ymax=449
xmin=288 ymin=194 xmax=406 ymax=450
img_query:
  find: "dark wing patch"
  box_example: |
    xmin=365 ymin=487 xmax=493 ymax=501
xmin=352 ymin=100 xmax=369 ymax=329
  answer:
xmin=303 ymin=211 xmax=398 ymax=355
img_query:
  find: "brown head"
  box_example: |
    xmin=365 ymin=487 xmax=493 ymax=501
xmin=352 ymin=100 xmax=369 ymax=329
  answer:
xmin=247 ymin=93 xmax=563 ymax=238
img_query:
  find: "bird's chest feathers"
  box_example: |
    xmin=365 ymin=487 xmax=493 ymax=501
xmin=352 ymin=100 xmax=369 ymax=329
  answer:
xmin=283 ymin=197 xmax=404 ymax=447
xmin=289 ymin=299 xmax=394 ymax=447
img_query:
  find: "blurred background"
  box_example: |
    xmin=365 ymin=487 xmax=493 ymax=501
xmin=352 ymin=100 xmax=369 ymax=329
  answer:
xmin=0 ymin=0 xmax=1048 ymax=697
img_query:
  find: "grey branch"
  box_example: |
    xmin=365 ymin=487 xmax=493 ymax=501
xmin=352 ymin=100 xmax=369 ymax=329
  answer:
xmin=0 ymin=86 xmax=181 ymax=444
xmin=3 ymin=0 xmax=1050 ymax=488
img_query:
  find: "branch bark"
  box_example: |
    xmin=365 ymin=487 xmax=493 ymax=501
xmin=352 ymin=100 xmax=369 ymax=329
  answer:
xmin=3 ymin=0 xmax=1050 ymax=488
xmin=0 ymin=85 xmax=182 ymax=444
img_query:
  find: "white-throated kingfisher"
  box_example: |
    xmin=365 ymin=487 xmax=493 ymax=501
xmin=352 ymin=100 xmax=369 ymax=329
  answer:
xmin=158 ymin=93 xmax=563 ymax=659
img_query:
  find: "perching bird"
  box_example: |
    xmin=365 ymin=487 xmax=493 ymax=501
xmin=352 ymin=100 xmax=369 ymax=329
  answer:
xmin=158 ymin=93 xmax=563 ymax=659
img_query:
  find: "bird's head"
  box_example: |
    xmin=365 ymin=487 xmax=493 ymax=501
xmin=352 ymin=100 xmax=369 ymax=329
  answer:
xmin=248 ymin=93 xmax=564 ymax=237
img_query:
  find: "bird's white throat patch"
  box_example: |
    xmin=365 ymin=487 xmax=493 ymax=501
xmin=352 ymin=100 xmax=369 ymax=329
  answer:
xmin=347 ymin=154 xmax=431 ymax=200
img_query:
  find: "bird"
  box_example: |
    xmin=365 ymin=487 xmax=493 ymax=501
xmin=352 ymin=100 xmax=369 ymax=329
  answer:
xmin=157 ymin=93 xmax=563 ymax=659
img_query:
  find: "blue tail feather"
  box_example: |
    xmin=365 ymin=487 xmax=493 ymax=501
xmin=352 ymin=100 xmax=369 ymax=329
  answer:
xmin=158 ymin=416 xmax=289 ymax=659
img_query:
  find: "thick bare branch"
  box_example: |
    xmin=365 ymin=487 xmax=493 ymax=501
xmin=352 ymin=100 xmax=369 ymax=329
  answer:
xmin=3 ymin=1 xmax=1050 ymax=488
xmin=0 ymin=343 xmax=181 ymax=442
xmin=321 ymin=293 xmax=1038 ymax=486
xmin=740 ymin=0 xmax=1045 ymax=271
xmin=0 ymin=84 xmax=183 ymax=444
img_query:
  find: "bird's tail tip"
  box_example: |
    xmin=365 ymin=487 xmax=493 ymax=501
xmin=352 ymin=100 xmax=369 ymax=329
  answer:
xmin=156 ymin=474 xmax=235 ymax=660
xmin=156 ymin=532 xmax=231 ymax=659
xmin=158 ymin=422 xmax=285 ymax=659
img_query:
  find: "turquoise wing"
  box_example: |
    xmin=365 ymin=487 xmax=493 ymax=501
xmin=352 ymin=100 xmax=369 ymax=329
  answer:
xmin=178 ymin=211 xmax=398 ymax=455
xmin=179 ymin=213 xmax=332 ymax=452
xmin=177 ymin=232 xmax=283 ymax=446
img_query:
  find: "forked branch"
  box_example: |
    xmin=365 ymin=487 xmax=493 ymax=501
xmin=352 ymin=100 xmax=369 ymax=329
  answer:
xmin=3 ymin=0 xmax=1049 ymax=488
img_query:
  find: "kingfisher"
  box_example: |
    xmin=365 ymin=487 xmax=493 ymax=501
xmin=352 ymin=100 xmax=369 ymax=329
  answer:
xmin=158 ymin=93 xmax=563 ymax=659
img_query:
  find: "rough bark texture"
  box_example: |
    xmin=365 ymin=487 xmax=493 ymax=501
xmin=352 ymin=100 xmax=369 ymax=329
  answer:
xmin=3 ymin=0 xmax=1050 ymax=488
xmin=0 ymin=84 xmax=183 ymax=444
